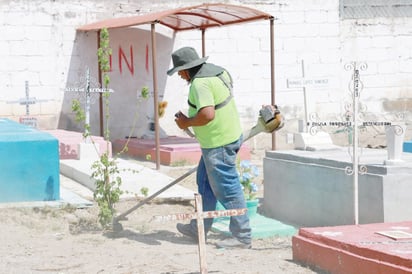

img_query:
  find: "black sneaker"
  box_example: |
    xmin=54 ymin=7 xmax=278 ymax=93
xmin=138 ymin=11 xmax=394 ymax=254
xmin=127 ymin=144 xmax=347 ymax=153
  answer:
xmin=216 ymin=237 xmax=252 ymax=249
xmin=176 ymin=223 xmax=202 ymax=242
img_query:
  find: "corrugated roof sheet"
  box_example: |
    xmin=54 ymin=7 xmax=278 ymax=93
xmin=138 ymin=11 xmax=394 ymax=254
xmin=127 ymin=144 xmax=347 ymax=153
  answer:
xmin=77 ymin=3 xmax=273 ymax=31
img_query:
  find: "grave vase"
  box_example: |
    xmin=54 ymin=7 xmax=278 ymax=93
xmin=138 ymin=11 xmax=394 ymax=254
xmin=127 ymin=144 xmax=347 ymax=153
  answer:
xmin=385 ymin=123 xmax=406 ymax=165
xmin=246 ymin=199 xmax=259 ymax=217
xmin=213 ymin=197 xmax=297 ymax=238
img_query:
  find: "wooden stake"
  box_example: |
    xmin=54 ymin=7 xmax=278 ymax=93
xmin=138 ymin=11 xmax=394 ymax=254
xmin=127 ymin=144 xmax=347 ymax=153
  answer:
xmin=195 ymin=194 xmax=208 ymax=274
xmin=152 ymin=194 xmax=248 ymax=274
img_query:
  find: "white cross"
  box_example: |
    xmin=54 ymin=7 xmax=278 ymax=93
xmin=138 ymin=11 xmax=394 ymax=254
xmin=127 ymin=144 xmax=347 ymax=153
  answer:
xmin=65 ymin=68 xmax=113 ymax=141
xmin=287 ymin=60 xmax=329 ymax=132
xmin=7 ymin=81 xmax=49 ymax=127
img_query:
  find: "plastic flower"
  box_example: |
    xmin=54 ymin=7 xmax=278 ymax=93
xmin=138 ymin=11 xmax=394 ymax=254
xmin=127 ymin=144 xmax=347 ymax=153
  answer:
xmin=237 ymin=160 xmax=259 ymax=200
xmin=158 ymin=101 xmax=168 ymax=118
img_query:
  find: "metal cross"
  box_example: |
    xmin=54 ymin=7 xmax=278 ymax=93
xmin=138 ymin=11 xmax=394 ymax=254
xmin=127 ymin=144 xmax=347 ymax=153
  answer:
xmin=7 ymin=81 xmax=49 ymax=127
xmin=345 ymin=61 xmax=368 ymax=225
xmin=65 ymin=67 xmax=113 ymax=142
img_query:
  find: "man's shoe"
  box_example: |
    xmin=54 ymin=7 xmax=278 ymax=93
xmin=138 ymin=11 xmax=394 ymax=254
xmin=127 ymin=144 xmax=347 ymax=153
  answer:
xmin=216 ymin=237 xmax=251 ymax=249
xmin=176 ymin=223 xmax=199 ymax=241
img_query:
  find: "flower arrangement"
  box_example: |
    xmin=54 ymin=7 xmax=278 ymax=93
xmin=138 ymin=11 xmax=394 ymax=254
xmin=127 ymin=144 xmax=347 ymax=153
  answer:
xmin=237 ymin=160 xmax=259 ymax=201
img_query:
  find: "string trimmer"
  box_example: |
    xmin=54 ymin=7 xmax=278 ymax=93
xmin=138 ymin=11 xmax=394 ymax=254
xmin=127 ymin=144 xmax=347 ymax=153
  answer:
xmin=112 ymin=105 xmax=284 ymax=231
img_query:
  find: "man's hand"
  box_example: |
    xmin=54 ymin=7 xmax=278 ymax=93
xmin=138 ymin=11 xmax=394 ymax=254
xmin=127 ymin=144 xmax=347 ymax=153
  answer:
xmin=174 ymin=111 xmax=189 ymax=129
xmin=174 ymin=106 xmax=215 ymax=129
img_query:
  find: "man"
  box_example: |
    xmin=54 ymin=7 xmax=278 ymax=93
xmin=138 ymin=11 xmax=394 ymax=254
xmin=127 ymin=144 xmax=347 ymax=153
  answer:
xmin=167 ymin=47 xmax=252 ymax=249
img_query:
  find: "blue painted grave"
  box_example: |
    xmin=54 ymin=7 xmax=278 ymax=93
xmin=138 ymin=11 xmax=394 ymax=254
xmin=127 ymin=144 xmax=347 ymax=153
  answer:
xmin=212 ymin=200 xmax=297 ymax=238
xmin=0 ymin=119 xmax=60 ymax=202
xmin=403 ymin=140 xmax=412 ymax=153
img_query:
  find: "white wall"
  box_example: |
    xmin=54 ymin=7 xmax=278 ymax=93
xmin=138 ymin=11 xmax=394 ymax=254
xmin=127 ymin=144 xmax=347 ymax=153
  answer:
xmin=1 ymin=0 xmax=411 ymax=150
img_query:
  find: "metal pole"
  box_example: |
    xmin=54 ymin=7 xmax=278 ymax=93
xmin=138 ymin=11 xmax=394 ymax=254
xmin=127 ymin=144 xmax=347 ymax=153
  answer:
xmin=151 ymin=23 xmax=160 ymax=170
xmin=201 ymin=29 xmax=206 ymax=57
xmin=85 ymin=68 xmax=91 ymax=143
xmin=97 ymin=30 xmax=104 ymax=137
xmin=270 ymin=18 xmax=276 ymax=150
xmin=301 ymin=60 xmax=308 ymax=133
xmin=352 ymin=65 xmax=359 ymax=225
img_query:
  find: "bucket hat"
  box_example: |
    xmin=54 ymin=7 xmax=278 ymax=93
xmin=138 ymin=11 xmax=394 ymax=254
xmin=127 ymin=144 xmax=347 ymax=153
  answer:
xmin=167 ymin=47 xmax=208 ymax=76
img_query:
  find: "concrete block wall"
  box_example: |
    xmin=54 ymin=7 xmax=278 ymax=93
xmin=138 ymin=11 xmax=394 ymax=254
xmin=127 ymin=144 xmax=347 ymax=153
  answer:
xmin=0 ymin=0 xmax=411 ymax=150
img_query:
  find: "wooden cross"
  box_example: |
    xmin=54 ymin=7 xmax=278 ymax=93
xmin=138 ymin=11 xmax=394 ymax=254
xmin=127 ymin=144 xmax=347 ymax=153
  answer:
xmin=153 ymin=194 xmax=247 ymax=274
xmin=65 ymin=68 xmax=113 ymax=142
xmin=287 ymin=60 xmax=329 ymax=132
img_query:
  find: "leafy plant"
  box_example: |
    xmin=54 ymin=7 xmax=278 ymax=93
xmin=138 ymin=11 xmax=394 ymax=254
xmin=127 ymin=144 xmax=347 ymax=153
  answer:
xmin=71 ymin=99 xmax=90 ymax=139
xmin=237 ymin=160 xmax=259 ymax=201
xmin=71 ymin=29 xmax=155 ymax=229
xmin=140 ymin=187 xmax=149 ymax=197
xmin=141 ymin=86 xmax=149 ymax=98
xmin=90 ymin=27 xmax=123 ymax=229
xmin=91 ymin=154 xmax=122 ymax=228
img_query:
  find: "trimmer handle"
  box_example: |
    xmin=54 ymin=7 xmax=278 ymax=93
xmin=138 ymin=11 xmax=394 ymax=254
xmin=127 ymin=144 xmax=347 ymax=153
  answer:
xmin=259 ymin=105 xmax=280 ymax=123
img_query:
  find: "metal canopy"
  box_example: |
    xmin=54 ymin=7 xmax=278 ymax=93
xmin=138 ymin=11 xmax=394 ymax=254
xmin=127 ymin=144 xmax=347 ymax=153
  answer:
xmin=77 ymin=3 xmax=273 ymax=31
xmin=77 ymin=3 xmax=276 ymax=169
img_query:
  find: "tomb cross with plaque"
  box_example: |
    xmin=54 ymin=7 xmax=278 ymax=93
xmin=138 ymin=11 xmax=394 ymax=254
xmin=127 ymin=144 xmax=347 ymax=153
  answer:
xmin=287 ymin=60 xmax=329 ymax=132
xmin=65 ymin=67 xmax=113 ymax=143
xmin=7 ymin=81 xmax=49 ymax=128
xmin=345 ymin=61 xmax=368 ymax=225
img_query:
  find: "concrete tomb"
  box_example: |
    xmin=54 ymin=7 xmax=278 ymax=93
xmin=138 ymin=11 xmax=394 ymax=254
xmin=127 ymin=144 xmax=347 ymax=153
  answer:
xmin=0 ymin=119 xmax=60 ymax=202
xmin=263 ymin=148 xmax=412 ymax=227
xmin=293 ymin=221 xmax=412 ymax=274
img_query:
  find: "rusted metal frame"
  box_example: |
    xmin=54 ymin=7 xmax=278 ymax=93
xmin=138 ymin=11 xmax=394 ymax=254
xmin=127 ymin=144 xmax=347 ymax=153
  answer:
xmin=270 ymin=17 xmax=276 ymax=150
xmin=200 ymin=2 xmax=271 ymax=17
xmin=184 ymin=7 xmax=262 ymax=29
xmin=84 ymin=5 xmax=275 ymax=154
xmin=151 ymin=22 xmax=161 ymax=170
xmin=159 ymin=14 xmax=189 ymax=30
xmin=195 ymin=6 xmax=248 ymax=20
xmin=160 ymin=6 xmax=273 ymax=31
xmin=192 ymin=4 xmax=274 ymax=23
xmin=161 ymin=14 xmax=221 ymax=31
xmin=215 ymin=15 xmax=272 ymax=27
xmin=163 ymin=24 xmax=218 ymax=32
xmin=167 ymin=12 xmax=271 ymax=30
xmin=175 ymin=11 xmax=226 ymax=24
xmin=161 ymin=17 xmax=217 ymax=31
xmin=77 ymin=4 xmax=273 ymax=32
xmin=201 ymin=28 xmax=206 ymax=58
xmin=162 ymin=15 xmax=272 ymax=33
xmin=169 ymin=15 xmax=272 ymax=32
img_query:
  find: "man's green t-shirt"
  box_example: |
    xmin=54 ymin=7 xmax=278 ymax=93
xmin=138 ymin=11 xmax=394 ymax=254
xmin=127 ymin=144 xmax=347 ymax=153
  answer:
xmin=188 ymin=71 xmax=242 ymax=148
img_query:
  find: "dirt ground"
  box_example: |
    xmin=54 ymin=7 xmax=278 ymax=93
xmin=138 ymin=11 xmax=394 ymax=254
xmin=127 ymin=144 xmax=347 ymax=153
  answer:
xmin=0 ymin=149 xmax=325 ymax=274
